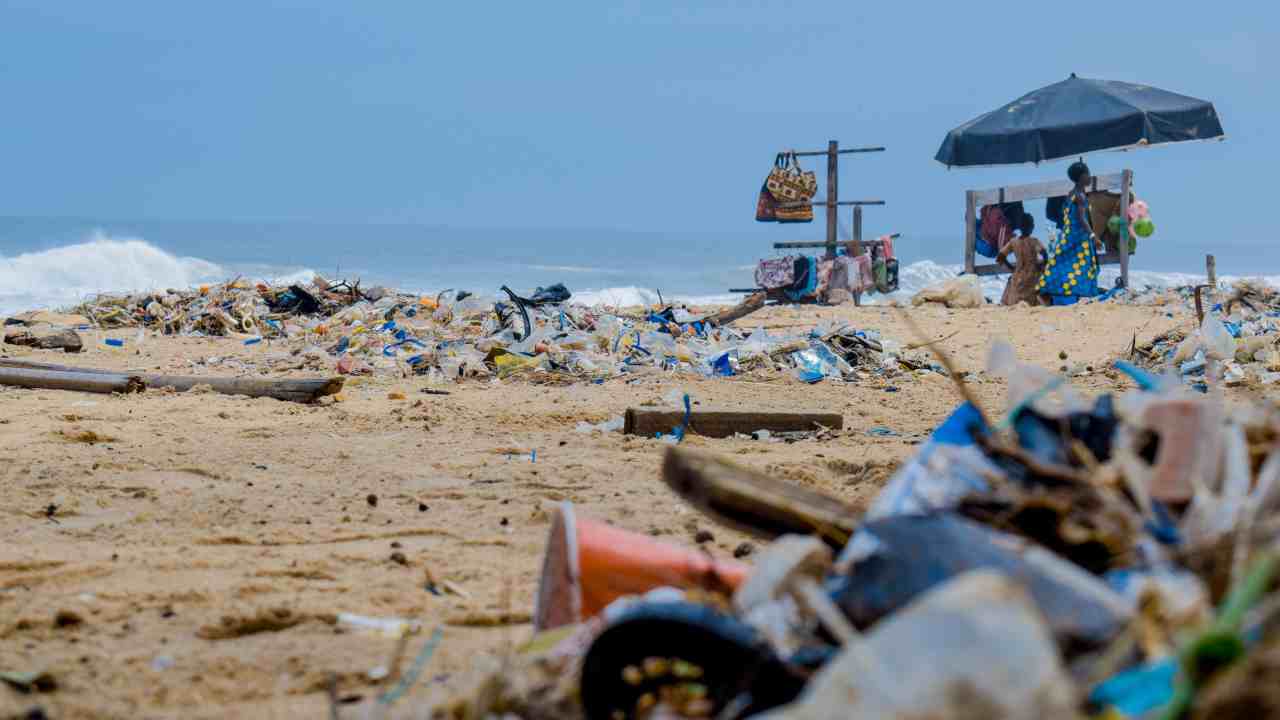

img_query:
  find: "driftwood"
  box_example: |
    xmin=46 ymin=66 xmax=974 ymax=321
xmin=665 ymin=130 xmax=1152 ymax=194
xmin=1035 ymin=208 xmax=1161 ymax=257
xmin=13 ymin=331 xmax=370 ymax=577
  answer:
xmin=703 ymin=292 xmax=766 ymax=327
xmin=662 ymin=448 xmax=858 ymax=547
xmin=0 ymin=366 xmax=144 ymax=395
xmin=625 ymin=407 xmax=842 ymax=439
xmin=4 ymin=328 xmax=84 ymax=353
xmin=0 ymin=359 xmax=342 ymax=403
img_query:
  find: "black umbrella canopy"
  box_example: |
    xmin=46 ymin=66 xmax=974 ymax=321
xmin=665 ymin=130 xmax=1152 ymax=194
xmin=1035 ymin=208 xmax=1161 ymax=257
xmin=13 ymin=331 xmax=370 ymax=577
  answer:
xmin=935 ymin=74 xmax=1225 ymax=168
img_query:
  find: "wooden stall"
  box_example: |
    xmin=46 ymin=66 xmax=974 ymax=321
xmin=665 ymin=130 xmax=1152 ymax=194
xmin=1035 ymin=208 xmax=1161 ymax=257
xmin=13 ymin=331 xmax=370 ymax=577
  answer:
xmin=964 ymin=169 xmax=1134 ymax=289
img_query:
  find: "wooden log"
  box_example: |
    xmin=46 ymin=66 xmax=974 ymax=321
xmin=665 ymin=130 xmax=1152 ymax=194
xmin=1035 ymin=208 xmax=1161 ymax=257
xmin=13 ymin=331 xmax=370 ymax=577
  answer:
xmin=1206 ymin=254 xmax=1217 ymax=287
xmin=4 ymin=328 xmax=83 ymax=353
xmin=661 ymin=448 xmax=858 ymax=546
xmin=702 ymin=292 xmax=766 ymax=327
xmin=0 ymin=359 xmax=342 ymax=403
xmin=0 ymin=366 xmax=144 ymax=394
xmin=626 ymin=407 xmax=842 ymax=439
xmin=146 ymin=374 xmax=343 ymax=403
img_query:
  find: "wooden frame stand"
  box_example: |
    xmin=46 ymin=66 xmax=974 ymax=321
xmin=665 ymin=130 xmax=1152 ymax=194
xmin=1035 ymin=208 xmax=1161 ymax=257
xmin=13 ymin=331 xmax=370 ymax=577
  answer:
xmin=963 ymin=169 xmax=1133 ymax=289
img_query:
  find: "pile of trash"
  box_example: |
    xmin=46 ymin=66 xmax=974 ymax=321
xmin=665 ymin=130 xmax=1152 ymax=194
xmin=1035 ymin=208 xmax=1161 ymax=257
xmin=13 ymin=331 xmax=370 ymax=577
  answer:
xmin=439 ymin=343 xmax=1280 ymax=720
xmin=1129 ymin=280 xmax=1280 ymax=391
xmin=59 ymin=277 xmax=939 ymax=385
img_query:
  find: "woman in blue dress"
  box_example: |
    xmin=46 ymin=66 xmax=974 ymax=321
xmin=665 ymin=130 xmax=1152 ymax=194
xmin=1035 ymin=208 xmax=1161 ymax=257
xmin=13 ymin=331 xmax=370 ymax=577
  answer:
xmin=1037 ymin=161 xmax=1103 ymax=305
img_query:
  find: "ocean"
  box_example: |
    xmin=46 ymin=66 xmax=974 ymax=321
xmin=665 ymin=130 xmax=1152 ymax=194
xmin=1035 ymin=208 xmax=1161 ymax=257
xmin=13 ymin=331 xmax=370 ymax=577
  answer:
xmin=0 ymin=216 xmax=1273 ymax=316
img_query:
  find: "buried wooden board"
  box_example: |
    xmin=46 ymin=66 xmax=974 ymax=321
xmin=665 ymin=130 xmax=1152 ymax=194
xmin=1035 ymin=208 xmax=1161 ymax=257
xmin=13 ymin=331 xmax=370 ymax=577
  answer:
xmin=624 ymin=408 xmax=842 ymax=439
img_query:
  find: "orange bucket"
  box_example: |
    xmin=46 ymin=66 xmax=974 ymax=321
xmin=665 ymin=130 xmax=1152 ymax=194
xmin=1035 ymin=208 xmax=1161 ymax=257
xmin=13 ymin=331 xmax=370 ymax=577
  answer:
xmin=534 ymin=502 xmax=749 ymax=631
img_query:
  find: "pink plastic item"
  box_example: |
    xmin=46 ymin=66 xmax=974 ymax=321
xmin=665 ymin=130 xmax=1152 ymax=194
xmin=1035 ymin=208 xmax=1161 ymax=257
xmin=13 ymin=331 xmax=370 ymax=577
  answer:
xmin=1127 ymin=199 xmax=1150 ymax=222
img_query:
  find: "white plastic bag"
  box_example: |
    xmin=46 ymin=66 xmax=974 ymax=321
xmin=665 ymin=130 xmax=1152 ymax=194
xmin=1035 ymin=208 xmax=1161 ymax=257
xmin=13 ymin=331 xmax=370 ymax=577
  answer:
xmin=1201 ymin=313 xmax=1236 ymax=361
xmin=911 ymin=276 xmax=985 ymax=309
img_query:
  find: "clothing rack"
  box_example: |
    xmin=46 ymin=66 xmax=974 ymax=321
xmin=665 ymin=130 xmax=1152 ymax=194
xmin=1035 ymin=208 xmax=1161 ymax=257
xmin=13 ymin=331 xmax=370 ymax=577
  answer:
xmin=745 ymin=139 xmax=889 ymax=306
xmin=963 ymin=169 xmax=1133 ymax=289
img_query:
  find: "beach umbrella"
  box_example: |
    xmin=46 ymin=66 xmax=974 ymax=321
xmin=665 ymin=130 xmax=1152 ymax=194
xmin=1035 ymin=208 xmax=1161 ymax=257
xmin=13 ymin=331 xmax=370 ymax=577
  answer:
xmin=935 ymin=74 xmax=1225 ymax=168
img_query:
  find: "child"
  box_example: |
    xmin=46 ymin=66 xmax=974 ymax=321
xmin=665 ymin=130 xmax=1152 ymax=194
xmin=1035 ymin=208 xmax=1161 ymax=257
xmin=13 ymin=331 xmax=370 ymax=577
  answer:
xmin=997 ymin=214 xmax=1047 ymax=306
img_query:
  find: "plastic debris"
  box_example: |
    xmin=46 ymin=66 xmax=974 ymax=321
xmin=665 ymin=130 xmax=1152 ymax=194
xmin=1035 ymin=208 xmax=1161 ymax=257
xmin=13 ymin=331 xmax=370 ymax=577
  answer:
xmin=757 ymin=571 xmax=1077 ymax=720
xmin=55 ymin=276 xmax=939 ymax=386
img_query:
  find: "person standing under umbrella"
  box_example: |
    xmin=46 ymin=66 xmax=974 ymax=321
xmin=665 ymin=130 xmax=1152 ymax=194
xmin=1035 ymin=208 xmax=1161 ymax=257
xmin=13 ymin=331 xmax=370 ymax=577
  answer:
xmin=1037 ymin=161 xmax=1103 ymax=305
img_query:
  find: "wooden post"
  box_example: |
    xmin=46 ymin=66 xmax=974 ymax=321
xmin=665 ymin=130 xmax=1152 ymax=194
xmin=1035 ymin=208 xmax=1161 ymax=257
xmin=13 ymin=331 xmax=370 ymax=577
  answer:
xmin=964 ymin=190 xmax=977 ymax=274
xmin=852 ymin=205 xmax=864 ymax=253
xmin=852 ymin=205 xmax=864 ymax=307
xmin=1206 ymin=254 xmax=1217 ymax=288
xmin=825 ymin=140 xmax=838 ymax=259
xmin=1118 ymin=169 xmax=1133 ymax=289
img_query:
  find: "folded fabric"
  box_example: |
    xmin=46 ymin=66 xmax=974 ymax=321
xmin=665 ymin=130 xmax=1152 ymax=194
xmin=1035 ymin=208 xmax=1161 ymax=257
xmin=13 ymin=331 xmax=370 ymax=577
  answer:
xmin=754 ymin=256 xmax=798 ymax=289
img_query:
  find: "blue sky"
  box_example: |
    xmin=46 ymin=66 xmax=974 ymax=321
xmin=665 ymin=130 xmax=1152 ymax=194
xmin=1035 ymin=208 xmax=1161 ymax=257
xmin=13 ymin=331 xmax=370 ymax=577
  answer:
xmin=0 ymin=2 xmax=1274 ymax=269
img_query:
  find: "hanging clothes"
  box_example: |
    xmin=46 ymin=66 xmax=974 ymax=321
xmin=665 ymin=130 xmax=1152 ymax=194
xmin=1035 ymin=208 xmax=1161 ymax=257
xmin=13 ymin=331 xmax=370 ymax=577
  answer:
xmin=850 ymin=254 xmax=875 ymax=292
xmin=1036 ymin=190 xmax=1099 ymax=304
xmin=877 ymin=235 xmax=895 ymax=261
xmin=784 ymin=257 xmax=819 ymax=301
xmin=754 ymin=255 xmax=799 ymax=289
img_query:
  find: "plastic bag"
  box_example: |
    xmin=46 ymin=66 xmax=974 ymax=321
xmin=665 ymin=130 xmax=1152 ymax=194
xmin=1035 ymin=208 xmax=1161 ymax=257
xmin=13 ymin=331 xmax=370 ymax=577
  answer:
xmin=911 ymin=276 xmax=985 ymax=309
xmin=1201 ymin=313 xmax=1236 ymax=361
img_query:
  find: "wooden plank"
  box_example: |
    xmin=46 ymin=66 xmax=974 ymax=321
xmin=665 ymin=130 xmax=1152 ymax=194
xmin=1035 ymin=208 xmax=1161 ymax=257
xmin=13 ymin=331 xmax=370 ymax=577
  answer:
xmin=624 ymin=408 xmax=843 ymax=439
xmin=0 ymin=366 xmax=144 ymax=395
xmin=773 ymin=233 xmax=901 ymax=250
xmin=793 ymin=146 xmax=885 ymax=157
xmin=971 ymin=172 xmax=1125 ymax=206
xmin=964 ymin=190 xmax=978 ymax=274
xmin=1119 ymin=170 xmax=1133 ymax=289
xmin=661 ymin=448 xmax=859 ymax=546
xmin=807 ymin=200 xmax=885 ymax=207
xmin=976 ymin=251 xmax=1124 ymax=277
xmin=825 ymin=140 xmax=838 ymax=258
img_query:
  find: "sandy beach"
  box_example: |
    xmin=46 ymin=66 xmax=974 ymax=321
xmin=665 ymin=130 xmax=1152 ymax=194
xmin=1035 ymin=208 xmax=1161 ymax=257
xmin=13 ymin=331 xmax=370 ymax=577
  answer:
xmin=1 ymin=295 xmax=1235 ymax=718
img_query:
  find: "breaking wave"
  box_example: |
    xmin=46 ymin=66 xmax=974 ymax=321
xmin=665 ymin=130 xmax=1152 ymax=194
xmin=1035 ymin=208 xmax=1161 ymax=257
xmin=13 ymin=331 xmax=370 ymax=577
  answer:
xmin=4 ymin=235 xmax=1278 ymax=317
xmin=0 ymin=234 xmax=319 ymax=316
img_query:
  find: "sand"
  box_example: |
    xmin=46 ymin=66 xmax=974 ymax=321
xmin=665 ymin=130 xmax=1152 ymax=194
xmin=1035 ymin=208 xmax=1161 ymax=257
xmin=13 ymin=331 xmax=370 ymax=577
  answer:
xmin=0 ymin=298 xmax=1231 ymax=718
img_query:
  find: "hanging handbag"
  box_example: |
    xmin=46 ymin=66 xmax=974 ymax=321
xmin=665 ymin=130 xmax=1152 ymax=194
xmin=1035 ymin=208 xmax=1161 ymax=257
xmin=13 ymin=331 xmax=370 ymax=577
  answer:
xmin=755 ymin=154 xmax=785 ymax=222
xmin=755 ymin=181 xmax=778 ymax=222
xmin=767 ymin=152 xmax=818 ymax=204
xmin=775 ymin=200 xmax=814 ymax=223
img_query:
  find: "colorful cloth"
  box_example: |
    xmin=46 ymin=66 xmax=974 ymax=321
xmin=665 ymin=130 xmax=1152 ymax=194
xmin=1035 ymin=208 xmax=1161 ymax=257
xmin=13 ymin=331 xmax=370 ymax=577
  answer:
xmin=877 ymin=234 xmax=895 ymax=261
xmin=754 ymin=256 xmax=797 ymax=289
xmin=783 ymin=256 xmax=819 ymax=301
xmin=1036 ymin=191 xmax=1099 ymax=300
